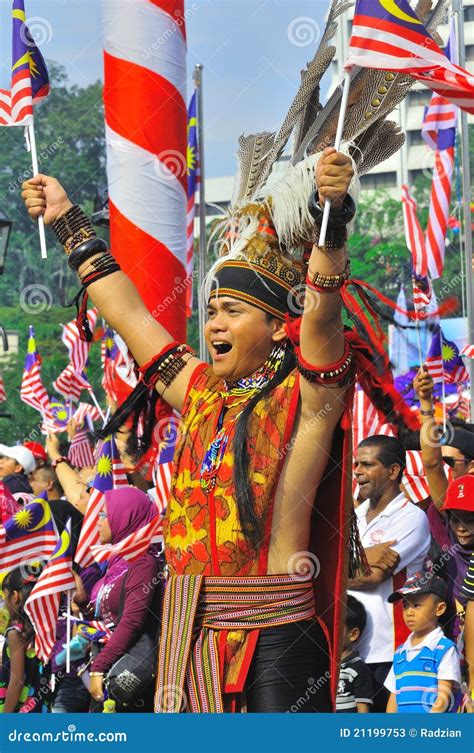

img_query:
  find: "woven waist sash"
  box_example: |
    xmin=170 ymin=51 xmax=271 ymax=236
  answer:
xmin=154 ymin=574 xmax=316 ymax=713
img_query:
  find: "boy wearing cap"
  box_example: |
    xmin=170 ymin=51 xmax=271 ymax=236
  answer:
xmin=385 ymin=573 xmax=461 ymax=713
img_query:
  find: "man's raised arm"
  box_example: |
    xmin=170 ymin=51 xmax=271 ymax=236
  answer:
xmin=21 ymin=175 xmax=202 ymax=412
xmin=298 ymin=148 xmax=354 ymax=412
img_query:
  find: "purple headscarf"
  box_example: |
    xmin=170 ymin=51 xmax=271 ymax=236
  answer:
xmin=104 ymin=487 xmax=157 ymax=545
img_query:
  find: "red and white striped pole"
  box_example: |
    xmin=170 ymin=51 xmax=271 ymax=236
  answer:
xmin=101 ymin=0 xmax=188 ymax=341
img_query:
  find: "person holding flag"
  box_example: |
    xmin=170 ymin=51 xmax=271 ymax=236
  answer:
xmin=71 ymin=488 xmax=161 ymax=711
xmin=21 ymin=0 xmax=434 ymax=712
xmin=0 ymin=565 xmax=47 ymax=713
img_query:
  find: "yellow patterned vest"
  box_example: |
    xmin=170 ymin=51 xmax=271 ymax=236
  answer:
xmin=164 ymin=364 xmax=300 ymax=578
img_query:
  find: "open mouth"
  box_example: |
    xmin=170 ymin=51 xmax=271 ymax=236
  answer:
xmin=212 ymin=341 xmax=232 ymax=357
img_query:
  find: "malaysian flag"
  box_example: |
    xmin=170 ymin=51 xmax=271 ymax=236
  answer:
xmin=73 ymin=401 xmax=102 ymax=427
xmin=426 ymin=325 xmax=469 ymax=384
xmin=152 ymin=416 xmax=178 ymax=516
xmin=422 ymin=20 xmax=457 ymax=280
xmin=91 ymin=510 xmax=162 ymax=565
xmin=425 ymin=326 xmax=444 ymax=383
xmin=101 ymin=328 xmax=136 ymax=405
xmin=401 ymin=185 xmax=427 ymax=277
xmin=0 ymin=0 xmax=50 ymax=127
xmin=352 ymin=387 xmax=395 ymax=498
xmin=412 ymin=274 xmax=432 ymax=309
xmin=74 ymin=435 xmax=128 ymax=568
xmin=0 ymin=498 xmax=57 ymax=571
xmin=461 ymin=345 xmax=474 ymax=359
xmin=345 ymin=0 xmax=474 ymax=115
xmin=186 ymin=90 xmax=200 ymax=316
xmin=53 ymin=363 xmax=84 ymax=402
xmin=68 ymin=428 xmax=95 ymax=469
xmin=20 ymin=326 xmax=52 ymax=424
xmin=0 ymin=374 xmax=6 ymax=403
xmin=54 ymin=310 xmax=98 ymax=401
xmin=24 ymin=519 xmax=75 ymax=664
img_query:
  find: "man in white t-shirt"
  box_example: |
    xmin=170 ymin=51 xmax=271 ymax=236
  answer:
xmin=348 ymin=435 xmax=431 ymax=710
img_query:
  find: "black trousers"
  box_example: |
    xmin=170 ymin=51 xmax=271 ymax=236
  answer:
xmin=245 ymin=618 xmax=332 ymax=713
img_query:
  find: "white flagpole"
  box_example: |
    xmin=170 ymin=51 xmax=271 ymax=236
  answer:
xmin=88 ymin=389 xmax=106 ymax=422
xmin=194 ymin=64 xmax=209 ymax=362
xmin=412 ymin=284 xmax=424 ymax=369
xmin=27 ymin=123 xmax=48 ymax=260
xmin=439 ymin=326 xmax=447 ymax=432
xmin=317 ymin=72 xmax=351 ymax=247
xmin=66 ymin=590 xmax=71 ymax=674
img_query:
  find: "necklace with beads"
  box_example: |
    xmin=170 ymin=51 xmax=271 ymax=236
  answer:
xmin=200 ymin=344 xmax=286 ymax=492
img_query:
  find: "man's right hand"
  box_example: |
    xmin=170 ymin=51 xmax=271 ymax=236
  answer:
xmin=365 ymin=540 xmax=400 ymax=574
xmin=414 ymin=366 xmax=434 ymax=403
xmin=21 ymin=175 xmax=73 ymax=225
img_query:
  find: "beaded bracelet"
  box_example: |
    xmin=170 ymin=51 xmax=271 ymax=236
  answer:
xmin=138 ymin=343 xmax=194 ymax=389
xmin=52 ymin=204 xmax=96 ymax=249
xmin=295 ymin=340 xmax=353 ymax=386
xmin=306 ymin=261 xmax=350 ymax=292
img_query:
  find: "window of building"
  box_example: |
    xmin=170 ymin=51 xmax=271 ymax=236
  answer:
xmin=464 ymin=5 xmax=474 ymax=21
xmin=465 ymin=45 xmax=474 ymax=61
xmin=360 ymin=172 xmax=397 ymax=190
xmin=409 ymin=90 xmax=431 ymax=107
xmin=407 ymin=131 xmax=425 ymax=147
xmin=408 ymin=169 xmax=426 ymax=185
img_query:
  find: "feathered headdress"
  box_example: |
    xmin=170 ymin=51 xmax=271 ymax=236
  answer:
xmin=207 ymin=0 xmax=448 ymax=271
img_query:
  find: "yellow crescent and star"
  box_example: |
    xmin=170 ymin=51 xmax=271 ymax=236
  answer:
xmin=52 ymin=528 xmax=71 ymax=561
xmin=378 ymin=0 xmax=422 ymax=25
xmin=12 ymin=8 xmax=40 ymax=78
xmin=442 ymin=344 xmax=456 ymax=363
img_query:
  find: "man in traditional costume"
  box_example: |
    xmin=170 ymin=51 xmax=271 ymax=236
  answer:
xmin=21 ymin=0 xmax=445 ymax=711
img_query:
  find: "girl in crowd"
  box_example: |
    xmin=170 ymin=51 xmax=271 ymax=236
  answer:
xmin=72 ymin=487 xmax=161 ymax=711
xmin=0 ymin=567 xmax=47 ymax=713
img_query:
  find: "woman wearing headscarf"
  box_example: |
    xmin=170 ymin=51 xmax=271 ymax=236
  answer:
xmin=72 ymin=487 xmax=161 ymax=711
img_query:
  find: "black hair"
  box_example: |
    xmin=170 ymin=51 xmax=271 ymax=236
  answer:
xmin=234 ymin=344 xmax=296 ymax=550
xmin=3 ymin=567 xmax=42 ymax=642
xmin=358 ymin=435 xmax=406 ymax=482
xmin=345 ymin=594 xmax=367 ymax=635
xmin=35 ymin=464 xmax=63 ymax=497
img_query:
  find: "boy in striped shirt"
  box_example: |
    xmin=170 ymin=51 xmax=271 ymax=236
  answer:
xmin=385 ymin=573 xmax=461 ymax=713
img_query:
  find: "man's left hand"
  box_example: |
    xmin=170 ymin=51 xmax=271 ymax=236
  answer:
xmin=315 ymin=148 xmax=353 ymax=208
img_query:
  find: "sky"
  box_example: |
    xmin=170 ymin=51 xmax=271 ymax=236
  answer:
xmin=0 ymin=0 xmax=332 ymax=176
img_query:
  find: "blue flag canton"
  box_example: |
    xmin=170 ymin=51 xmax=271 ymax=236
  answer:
xmin=92 ymin=435 xmax=119 ymax=492
xmin=5 ymin=499 xmax=52 ymax=540
xmin=12 ymin=0 xmax=50 ymax=99
xmin=187 ymin=91 xmax=199 ymax=199
xmin=51 ymin=520 xmax=72 ymax=565
xmin=24 ymin=325 xmax=39 ymax=372
xmin=355 ymin=0 xmax=432 ymax=36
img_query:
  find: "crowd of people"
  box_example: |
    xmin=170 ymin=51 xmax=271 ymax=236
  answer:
xmin=0 ymin=147 xmax=471 ymax=716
